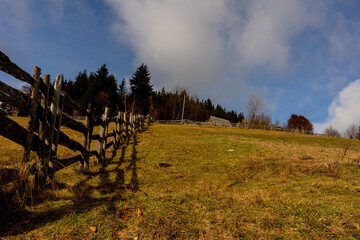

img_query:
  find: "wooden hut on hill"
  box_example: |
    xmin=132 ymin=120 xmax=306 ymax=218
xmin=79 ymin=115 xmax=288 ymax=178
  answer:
xmin=209 ymin=116 xmax=231 ymax=127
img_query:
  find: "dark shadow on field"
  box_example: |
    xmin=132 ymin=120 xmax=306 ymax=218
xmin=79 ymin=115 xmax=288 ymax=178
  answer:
xmin=0 ymin=137 xmax=137 ymax=238
xmin=127 ymin=135 xmax=139 ymax=192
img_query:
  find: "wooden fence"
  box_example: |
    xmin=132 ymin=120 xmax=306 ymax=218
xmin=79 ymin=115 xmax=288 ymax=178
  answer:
xmin=0 ymin=51 xmax=150 ymax=185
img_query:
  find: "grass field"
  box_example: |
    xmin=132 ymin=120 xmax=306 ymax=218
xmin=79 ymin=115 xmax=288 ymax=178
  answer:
xmin=1 ymin=121 xmax=360 ymax=239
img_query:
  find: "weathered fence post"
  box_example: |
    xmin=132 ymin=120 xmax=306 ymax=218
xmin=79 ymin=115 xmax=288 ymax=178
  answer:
xmin=133 ymin=114 xmax=136 ymax=134
xmin=146 ymin=114 xmax=150 ymax=129
xmin=22 ymin=66 xmax=41 ymax=163
xmin=80 ymin=103 xmax=92 ymax=170
xmin=135 ymin=115 xmax=139 ymax=133
xmin=128 ymin=113 xmax=132 ymax=136
xmin=130 ymin=113 xmax=135 ymax=135
xmin=37 ymin=74 xmax=50 ymax=184
xmin=46 ymin=74 xmax=62 ymax=178
xmin=132 ymin=114 xmax=136 ymax=135
xmin=141 ymin=115 xmax=145 ymax=132
xmin=103 ymin=107 xmax=109 ymax=157
xmin=96 ymin=107 xmax=109 ymax=164
xmin=115 ymin=111 xmax=121 ymax=147
xmin=86 ymin=106 xmax=93 ymax=166
xmin=53 ymin=92 xmax=65 ymax=154
xmin=121 ymin=112 xmax=126 ymax=143
xmin=137 ymin=115 xmax=141 ymax=132
xmin=125 ymin=113 xmax=130 ymax=139
xmin=138 ymin=115 xmax=142 ymax=132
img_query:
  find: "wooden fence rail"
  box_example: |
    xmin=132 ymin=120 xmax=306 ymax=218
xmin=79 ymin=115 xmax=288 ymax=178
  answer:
xmin=0 ymin=51 xmax=150 ymax=185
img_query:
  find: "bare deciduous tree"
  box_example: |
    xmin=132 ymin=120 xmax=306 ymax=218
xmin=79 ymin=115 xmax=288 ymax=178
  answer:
xmin=246 ymin=93 xmax=266 ymax=127
xmin=344 ymin=123 xmax=358 ymax=139
xmin=21 ymin=84 xmax=33 ymax=96
xmin=274 ymin=119 xmax=280 ymax=128
xmin=323 ymin=125 xmax=341 ymax=138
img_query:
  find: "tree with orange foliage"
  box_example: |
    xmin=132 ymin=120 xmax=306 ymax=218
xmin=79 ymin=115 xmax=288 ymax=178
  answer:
xmin=287 ymin=114 xmax=313 ymax=133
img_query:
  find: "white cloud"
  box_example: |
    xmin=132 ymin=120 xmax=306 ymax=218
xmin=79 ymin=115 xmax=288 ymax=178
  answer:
xmin=314 ymin=79 xmax=360 ymax=134
xmin=231 ymin=0 xmax=320 ymax=70
xmin=106 ymin=0 xmax=230 ymax=91
xmin=105 ymin=0 xmax=322 ymax=97
xmin=0 ymin=0 xmax=66 ymax=42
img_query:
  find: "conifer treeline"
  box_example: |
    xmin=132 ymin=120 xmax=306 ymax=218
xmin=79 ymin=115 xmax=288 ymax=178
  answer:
xmin=152 ymin=88 xmax=244 ymax=122
xmin=62 ymin=64 xmax=244 ymax=122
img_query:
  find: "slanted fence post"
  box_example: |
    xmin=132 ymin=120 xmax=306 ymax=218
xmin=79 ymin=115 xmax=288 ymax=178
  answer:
xmin=96 ymin=107 xmax=109 ymax=164
xmin=136 ymin=115 xmax=140 ymax=133
xmin=128 ymin=113 xmax=132 ymax=136
xmin=121 ymin=112 xmax=126 ymax=143
xmin=131 ymin=113 xmax=135 ymax=135
xmin=146 ymin=114 xmax=150 ymax=129
xmin=115 ymin=111 xmax=121 ymax=147
xmin=125 ymin=113 xmax=130 ymax=140
xmin=80 ymin=103 xmax=92 ymax=170
xmin=138 ymin=115 xmax=142 ymax=132
xmin=137 ymin=115 xmax=140 ymax=133
xmin=22 ymin=66 xmax=41 ymax=163
xmin=37 ymin=74 xmax=50 ymax=184
xmin=129 ymin=113 xmax=134 ymax=135
xmin=135 ymin=115 xmax=138 ymax=133
xmin=132 ymin=114 xmax=136 ymax=134
xmin=140 ymin=115 xmax=144 ymax=132
xmin=53 ymin=91 xmax=65 ymax=158
xmin=103 ymin=107 xmax=109 ymax=158
xmin=144 ymin=115 xmax=148 ymax=129
xmin=46 ymin=74 xmax=63 ymax=178
xmin=133 ymin=114 xmax=137 ymax=134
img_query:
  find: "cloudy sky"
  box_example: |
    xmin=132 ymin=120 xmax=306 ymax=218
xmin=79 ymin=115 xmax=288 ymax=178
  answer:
xmin=1 ymin=0 xmax=360 ymax=134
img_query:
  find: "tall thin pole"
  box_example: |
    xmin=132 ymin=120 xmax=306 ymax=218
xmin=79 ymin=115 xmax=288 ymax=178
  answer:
xmin=181 ymin=94 xmax=186 ymax=124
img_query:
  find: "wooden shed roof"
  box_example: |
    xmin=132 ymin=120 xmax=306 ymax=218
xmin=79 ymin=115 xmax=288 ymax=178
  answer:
xmin=209 ymin=116 xmax=231 ymax=126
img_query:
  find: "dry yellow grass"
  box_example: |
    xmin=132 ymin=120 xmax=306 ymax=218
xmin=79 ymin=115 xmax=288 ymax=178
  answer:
xmin=1 ymin=121 xmax=360 ymax=239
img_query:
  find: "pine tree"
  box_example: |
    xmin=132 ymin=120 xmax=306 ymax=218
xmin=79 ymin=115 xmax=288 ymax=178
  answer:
xmin=72 ymin=70 xmax=89 ymax=102
xmin=129 ymin=63 xmax=153 ymax=115
xmin=118 ymin=78 xmax=127 ymax=111
xmin=82 ymin=64 xmax=119 ymax=113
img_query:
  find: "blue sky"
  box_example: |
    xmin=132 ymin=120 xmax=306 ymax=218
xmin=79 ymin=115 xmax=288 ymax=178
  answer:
xmin=1 ymin=0 xmax=360 ymax=134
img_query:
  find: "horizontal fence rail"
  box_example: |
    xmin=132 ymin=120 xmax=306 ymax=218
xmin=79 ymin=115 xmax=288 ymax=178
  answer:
xmin=0 ymin=51 xmax=150 ymax=186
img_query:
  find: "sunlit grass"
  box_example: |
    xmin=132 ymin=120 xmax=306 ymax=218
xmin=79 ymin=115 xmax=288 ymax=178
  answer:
xmin=1 ymin=120 xmax=360 ymax=239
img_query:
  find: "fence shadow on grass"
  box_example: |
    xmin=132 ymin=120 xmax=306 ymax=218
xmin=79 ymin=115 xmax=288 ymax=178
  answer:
xmin=0 ymin=137 xmax=138 ymax=238
xmin=127 ymin=135 xmax=139 ymax=192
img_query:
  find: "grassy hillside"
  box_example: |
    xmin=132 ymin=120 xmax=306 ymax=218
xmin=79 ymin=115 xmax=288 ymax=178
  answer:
xmin=1 ymin=122 xmax=360 ymax=239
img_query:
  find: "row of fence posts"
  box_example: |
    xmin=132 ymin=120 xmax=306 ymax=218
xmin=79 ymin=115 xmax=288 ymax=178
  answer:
xmin=22 ymin=67 xmax=66 ymax=184
xmin=0 ymin=52 xmax=152 ymax=193
xmin=79 ymin=105 xmax=150 ymax=172
xmin=16 ymin=66 xmax=150 ymax=184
